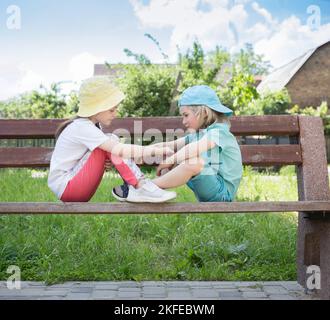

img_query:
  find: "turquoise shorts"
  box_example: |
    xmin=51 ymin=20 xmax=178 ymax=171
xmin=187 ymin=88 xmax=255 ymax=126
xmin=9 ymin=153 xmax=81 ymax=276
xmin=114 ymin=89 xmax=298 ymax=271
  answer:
xmin=186 ymin=166 xmax=232 ymax=203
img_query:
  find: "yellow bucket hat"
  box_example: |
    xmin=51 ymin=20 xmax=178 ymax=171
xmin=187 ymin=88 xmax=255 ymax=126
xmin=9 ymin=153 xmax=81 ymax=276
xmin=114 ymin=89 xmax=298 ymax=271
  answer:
xmin=77 ymin=76 xmax=125 ymax=117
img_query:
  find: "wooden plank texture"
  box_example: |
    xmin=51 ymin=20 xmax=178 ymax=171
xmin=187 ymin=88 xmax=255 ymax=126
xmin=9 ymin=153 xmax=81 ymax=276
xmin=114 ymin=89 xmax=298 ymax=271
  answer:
xmin=0 ymin=147 xmax=53 ymax=167
xmin=0 ymin=115 xmax=300 ymax=138
xmin=0 ymin=201 xmax=329 ymax=214
xmin=296 ymin=116 xmax=330 ymax=299
xmin=0 ymin=145 xmax=302 ymax=168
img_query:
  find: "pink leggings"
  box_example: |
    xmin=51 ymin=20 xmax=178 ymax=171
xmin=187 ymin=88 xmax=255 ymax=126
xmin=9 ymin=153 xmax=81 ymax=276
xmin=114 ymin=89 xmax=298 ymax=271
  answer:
xmin=60 ymin=148 xmax=143 ymax=202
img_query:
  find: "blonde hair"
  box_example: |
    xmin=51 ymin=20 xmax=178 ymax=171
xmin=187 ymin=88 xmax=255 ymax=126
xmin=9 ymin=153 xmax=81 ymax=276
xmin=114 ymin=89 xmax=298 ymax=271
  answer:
xmin=189 ymin=105 xmax=231 ymax=129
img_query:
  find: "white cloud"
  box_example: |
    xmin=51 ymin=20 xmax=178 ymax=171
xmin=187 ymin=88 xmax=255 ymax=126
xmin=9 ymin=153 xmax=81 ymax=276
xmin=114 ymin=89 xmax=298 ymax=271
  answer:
xmin=251 ymin=1 xmax=276 ymax=25
xmin=0 ymin=52 xmax=105 ymax=101
xmin=130 ymin=0 xmax=248 ymax=59
xmin=2 ymin=1 xmax=329 ymax=101
xmin=0 ymin=78 xmax=18 ymax=101
xmin=17 ymin=64 xmax=45 ymax=92
xmin=68 ymin=52 xmax=106 ymax=82
xmin=130 ymin=0 xmax=330 ymax=69
xmin=0 ymin=63 xmax=45 ymax=101
xmin=254 ymin=16 xmax=330 ymax=68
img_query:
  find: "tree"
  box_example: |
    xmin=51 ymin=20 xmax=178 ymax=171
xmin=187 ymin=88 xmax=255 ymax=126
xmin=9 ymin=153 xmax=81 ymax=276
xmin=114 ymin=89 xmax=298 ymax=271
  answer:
xmin=219 ymin=71 xmax=259 ymax=115
xmin=105 ymin=39 xmax=287 ymax=118
xmin=233 ymin=43 xmax=272 ymax=76
xmin=178 ymin=42 xmax=230 ymax=91
xmin=111 ymin=58 xmax=176 ymax=118
xmin=0 ymin=84 xmax=78 ymax=119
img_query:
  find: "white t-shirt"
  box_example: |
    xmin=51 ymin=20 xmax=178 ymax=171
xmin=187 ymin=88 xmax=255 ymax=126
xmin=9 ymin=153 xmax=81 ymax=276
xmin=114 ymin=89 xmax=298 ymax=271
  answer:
xmin=48 ymin=118 xmax=111 ymax=199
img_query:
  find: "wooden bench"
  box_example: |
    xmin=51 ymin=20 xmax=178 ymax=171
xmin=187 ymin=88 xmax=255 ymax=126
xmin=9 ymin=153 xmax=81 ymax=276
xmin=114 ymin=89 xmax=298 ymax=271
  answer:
xmin=1 ymin=115 xmax=330 ymax=299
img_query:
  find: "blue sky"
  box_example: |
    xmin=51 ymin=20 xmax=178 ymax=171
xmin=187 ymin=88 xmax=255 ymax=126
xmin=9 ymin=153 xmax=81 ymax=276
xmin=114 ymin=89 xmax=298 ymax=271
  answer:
xmin=0 ymin=0 xmax=329 ymax=100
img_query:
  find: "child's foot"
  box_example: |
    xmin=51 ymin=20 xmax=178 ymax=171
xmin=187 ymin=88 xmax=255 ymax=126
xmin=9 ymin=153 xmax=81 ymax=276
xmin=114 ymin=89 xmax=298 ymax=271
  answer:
xmin=112 ymin=183 xmax=129 ymax=202
xmin=127 ymin=180 xmax=177 ymax=203
xmin=112 ymin=180 xmax=176 ymax=203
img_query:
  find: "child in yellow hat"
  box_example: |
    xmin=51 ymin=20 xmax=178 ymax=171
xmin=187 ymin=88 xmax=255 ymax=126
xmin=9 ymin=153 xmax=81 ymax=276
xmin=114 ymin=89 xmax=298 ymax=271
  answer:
xmin=48 ymin=76 xmax=176 ymax=203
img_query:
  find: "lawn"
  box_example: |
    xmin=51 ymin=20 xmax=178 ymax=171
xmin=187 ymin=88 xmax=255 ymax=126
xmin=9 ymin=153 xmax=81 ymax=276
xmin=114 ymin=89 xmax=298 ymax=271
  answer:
xmin=0 ymin=166 xmax=300 ymax=284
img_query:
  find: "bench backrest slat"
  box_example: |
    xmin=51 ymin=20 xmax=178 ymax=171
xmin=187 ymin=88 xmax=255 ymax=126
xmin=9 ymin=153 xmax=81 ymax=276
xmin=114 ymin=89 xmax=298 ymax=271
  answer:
xmin=0 ymin=116 xmax=300 ymax=138
xmin=0 ymin=115 xmax=307 ymax=168
xmin=0 ymin=145 xmax=302 ymax=168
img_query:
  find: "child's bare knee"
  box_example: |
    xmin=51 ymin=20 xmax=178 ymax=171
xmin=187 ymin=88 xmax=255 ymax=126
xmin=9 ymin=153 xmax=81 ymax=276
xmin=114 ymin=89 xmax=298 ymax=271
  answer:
xmin=181 ymin=158 xmax=204 ymax=175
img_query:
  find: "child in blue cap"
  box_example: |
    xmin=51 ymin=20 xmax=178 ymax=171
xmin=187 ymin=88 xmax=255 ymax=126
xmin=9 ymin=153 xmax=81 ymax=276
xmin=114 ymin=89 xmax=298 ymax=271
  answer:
xmin=113 ymin=85 xmax=242 ymax=202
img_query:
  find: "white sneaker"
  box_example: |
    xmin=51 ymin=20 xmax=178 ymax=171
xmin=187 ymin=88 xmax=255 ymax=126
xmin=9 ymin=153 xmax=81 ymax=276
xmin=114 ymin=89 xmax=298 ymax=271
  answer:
xmin=126 ymin=180 xmax=177 ymax=203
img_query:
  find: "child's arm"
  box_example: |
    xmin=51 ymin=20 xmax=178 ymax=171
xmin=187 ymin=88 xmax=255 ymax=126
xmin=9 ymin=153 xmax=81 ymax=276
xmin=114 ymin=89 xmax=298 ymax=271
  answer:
xmin=99 ymin=137 xmax=173 ymax=161
xmin=160 ymin=135 xmax=216 ymax=166
xmin=152 ymin=136 xmax=187 ymax=153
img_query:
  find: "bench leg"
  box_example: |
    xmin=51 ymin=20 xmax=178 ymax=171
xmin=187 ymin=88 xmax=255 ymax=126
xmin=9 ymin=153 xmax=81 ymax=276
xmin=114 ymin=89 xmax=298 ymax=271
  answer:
xmin=296 ymin=116 xmax=330 ymax=300
xmin=320 ymin=221 xmax=330 ymax=299
xmin=297 ymin=215 xmax=330 ymax=299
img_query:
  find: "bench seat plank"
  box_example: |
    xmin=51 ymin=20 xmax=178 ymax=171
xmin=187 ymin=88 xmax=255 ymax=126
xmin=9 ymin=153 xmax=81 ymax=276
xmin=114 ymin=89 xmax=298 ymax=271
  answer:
xmin=1 ymin=201 xmax=329 ymax=214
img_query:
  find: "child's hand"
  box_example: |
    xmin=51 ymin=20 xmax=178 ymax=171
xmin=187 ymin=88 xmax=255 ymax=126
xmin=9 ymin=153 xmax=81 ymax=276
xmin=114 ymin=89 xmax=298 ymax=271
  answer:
xmin=156 ymin=163 xmax=173 ymax=176
xmin=153 ymin=146 xmax=174 ymax=157
xmin=104 ymin=159 xmax=113 ymax=171
xmin=145 ymin=146 xmax=174 ymax=158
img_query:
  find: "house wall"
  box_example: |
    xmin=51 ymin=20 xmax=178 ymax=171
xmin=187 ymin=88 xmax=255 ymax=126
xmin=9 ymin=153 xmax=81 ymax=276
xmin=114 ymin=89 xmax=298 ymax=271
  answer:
xmin=286 ymin=42 xmax=330 ymax=108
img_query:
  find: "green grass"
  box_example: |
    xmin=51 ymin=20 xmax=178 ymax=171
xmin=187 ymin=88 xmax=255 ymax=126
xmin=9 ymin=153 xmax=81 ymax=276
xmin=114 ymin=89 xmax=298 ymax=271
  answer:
xmin=0 ymin=166 xmax=299 ymax=284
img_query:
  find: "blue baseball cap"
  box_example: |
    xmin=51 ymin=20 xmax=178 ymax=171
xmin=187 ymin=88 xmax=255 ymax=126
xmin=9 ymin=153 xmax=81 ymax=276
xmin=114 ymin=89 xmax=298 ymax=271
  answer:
xmin=178 ymin=85 xmax=233 ymax=116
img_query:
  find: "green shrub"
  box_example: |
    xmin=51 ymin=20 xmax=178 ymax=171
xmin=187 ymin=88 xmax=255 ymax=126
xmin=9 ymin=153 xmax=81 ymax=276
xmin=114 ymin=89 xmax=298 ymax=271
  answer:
xmin=0 ymin=84 xmax=78 ymax=119
xmin=219 ymin=72 xmax=260 ymax=115
xmin=113 ymin=63 xmax=176 ymax=117
xmin=288 ymin=101 xmax=330 ymax=135
xmin=251 ymin=89 xmax=292 ymax=116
